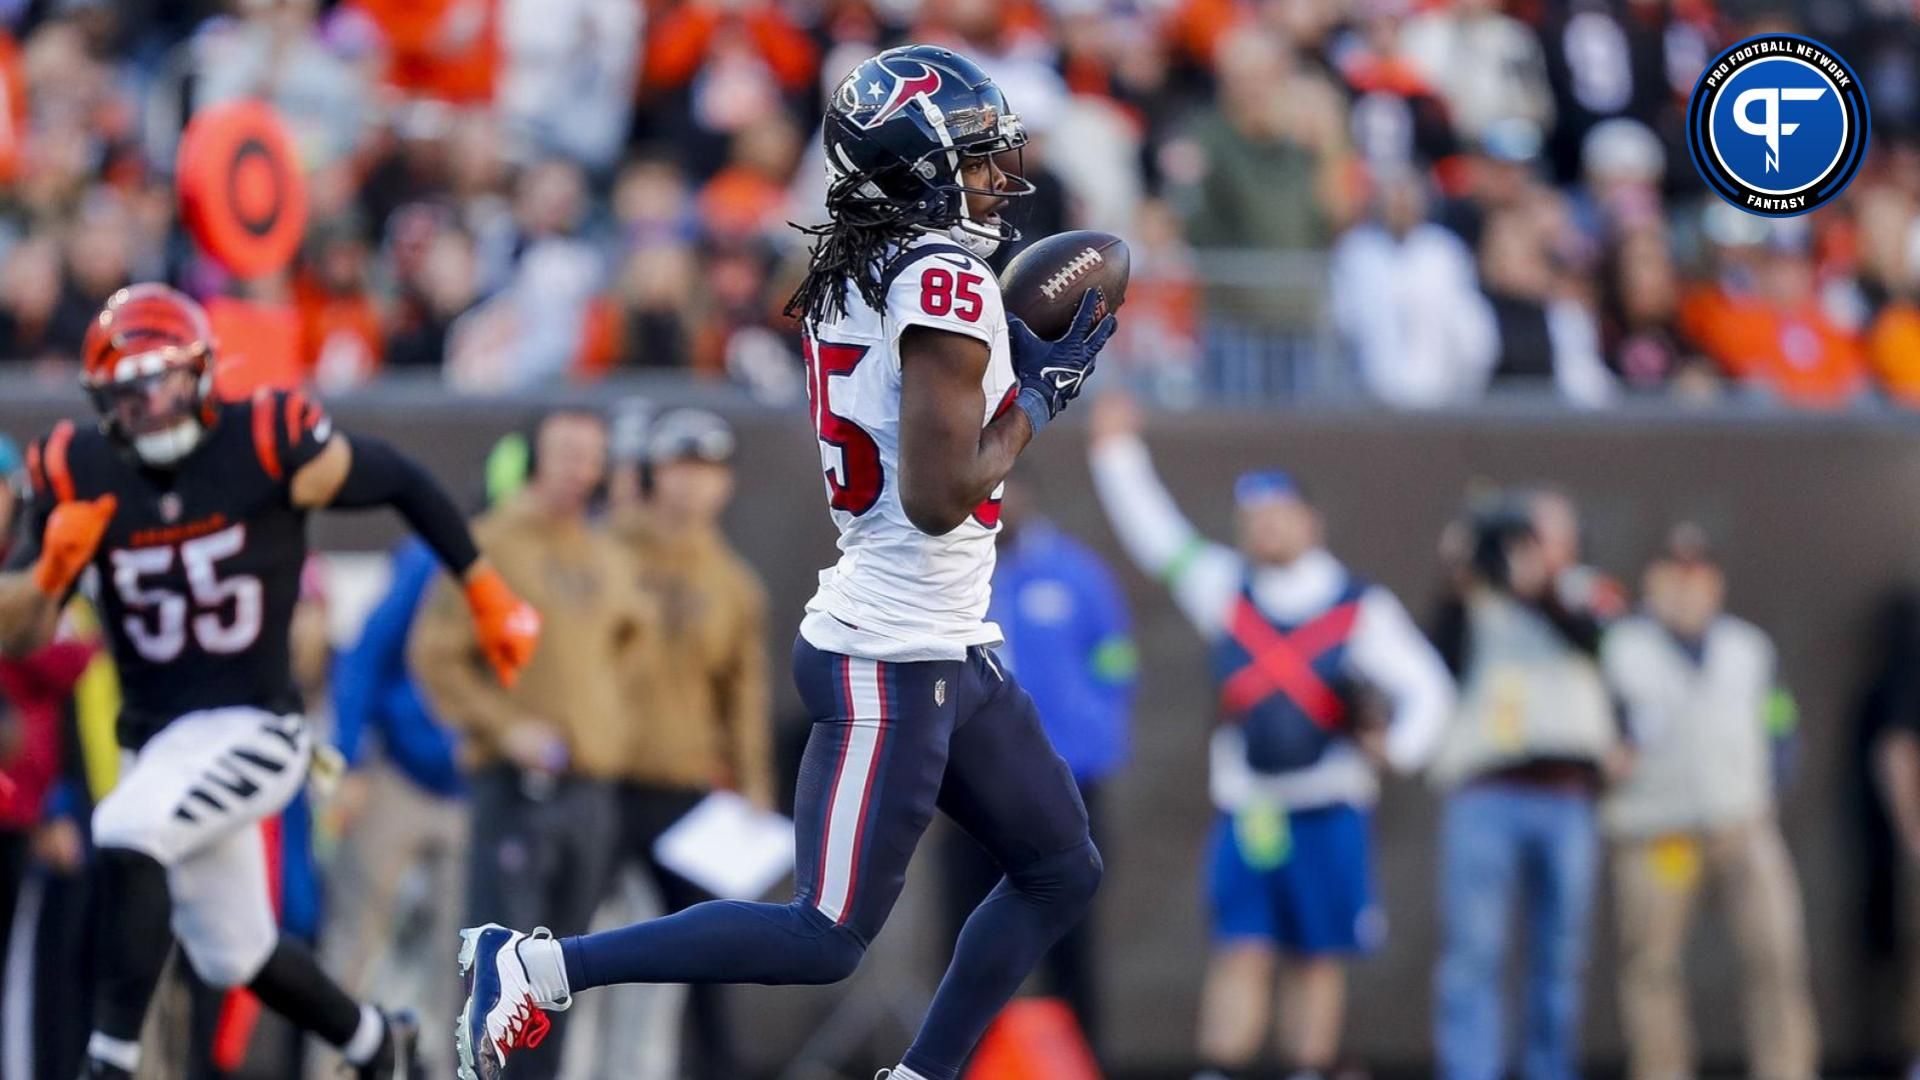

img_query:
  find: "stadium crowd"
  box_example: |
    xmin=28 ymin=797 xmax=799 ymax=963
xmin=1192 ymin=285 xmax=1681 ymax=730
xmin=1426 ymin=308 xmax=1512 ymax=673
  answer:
xmin=0 ymin=0 xmax=1912 ymax=405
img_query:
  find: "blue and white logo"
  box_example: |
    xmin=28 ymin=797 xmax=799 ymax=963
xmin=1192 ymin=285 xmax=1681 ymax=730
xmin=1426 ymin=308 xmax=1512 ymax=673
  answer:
xmin=1687 ymin=34 xmax=1868 ymax=217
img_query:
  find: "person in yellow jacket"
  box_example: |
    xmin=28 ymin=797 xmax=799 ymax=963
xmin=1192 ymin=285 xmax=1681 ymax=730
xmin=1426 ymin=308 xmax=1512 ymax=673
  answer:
xmin=410 ymin=408 xmax=655 ymax=1080
xmin=598 ymin=407 xmax=772 ymax=1080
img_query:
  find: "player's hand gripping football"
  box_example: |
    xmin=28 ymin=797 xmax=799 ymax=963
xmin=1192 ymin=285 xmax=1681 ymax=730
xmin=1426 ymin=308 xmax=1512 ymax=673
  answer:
xmin=1011 ymin=288 xmax=1118 ymax=425
xmin=464 ymin=565 xmax=541 ymax=689
xmin=32 ymin=495 xmax=116 ymax=597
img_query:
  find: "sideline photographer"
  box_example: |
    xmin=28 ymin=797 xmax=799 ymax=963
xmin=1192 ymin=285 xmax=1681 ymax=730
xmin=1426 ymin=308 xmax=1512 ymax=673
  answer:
xmin=1428 ymin=490 xmax=1628 ymax=1080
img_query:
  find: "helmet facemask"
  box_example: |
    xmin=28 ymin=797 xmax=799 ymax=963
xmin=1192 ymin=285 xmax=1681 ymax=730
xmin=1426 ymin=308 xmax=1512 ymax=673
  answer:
xmin=823 ymin=101 xmax=1033 ymax=256
xmin=85 ymin=343 xmax=214 ymax=467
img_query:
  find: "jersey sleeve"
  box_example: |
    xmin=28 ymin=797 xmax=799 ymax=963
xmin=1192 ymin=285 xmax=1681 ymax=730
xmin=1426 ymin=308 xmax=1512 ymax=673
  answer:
xmin=883 ymin=245 xmax=1003 ymax=356
xmin=248 ymin=387 xmax=336 ymax=487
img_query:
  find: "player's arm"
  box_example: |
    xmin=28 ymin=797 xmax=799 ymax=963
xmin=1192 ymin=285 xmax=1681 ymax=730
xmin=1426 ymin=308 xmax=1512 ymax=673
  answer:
xmin=285 ymin=419 xmax=538 ymax=688
xmin=896 ymin=271 xmax=1115 ymax=535
xmin=1085 ymin=391 xmax=1241 ymax=633
xmin=898 ymin=327 xmax=1033 ymax=535
xmin=1346 ymin=585 xmax=1457 ymax=774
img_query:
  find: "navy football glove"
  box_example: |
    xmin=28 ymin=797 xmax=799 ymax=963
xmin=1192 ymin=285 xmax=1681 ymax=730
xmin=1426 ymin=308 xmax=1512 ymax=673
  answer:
xmin=1011 ymin=288 xmax=1118 ymax=435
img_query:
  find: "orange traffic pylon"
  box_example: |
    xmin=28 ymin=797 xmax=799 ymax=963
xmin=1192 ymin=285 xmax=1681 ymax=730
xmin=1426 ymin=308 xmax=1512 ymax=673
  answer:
xmin=963 ymin=997 xmax=1102 ymax=1080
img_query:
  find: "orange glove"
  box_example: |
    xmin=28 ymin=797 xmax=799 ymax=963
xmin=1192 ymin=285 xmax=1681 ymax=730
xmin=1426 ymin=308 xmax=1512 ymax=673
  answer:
xmin=464 ymin=566 xmax=540 ymax=689
xmin=32 ymin=494 xmax=116 ymax=597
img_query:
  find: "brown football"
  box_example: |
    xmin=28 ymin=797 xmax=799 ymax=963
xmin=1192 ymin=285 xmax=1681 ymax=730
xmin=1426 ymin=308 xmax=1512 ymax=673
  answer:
xmin=999 ymin=230 xmax=1130 ymax=340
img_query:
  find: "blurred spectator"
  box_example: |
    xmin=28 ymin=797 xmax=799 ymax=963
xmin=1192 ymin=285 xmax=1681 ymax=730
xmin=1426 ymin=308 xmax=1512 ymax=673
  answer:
xmin=589 ymin=408 xmax=770 ymax=1080
xmin=189 ymin=0 xmax=375 ymax=170
xmin=697 ymin=114 xmax=802 ymax=244
xmin=1855 ymin=184 xmax=1920 ymax=405
xmin=496 ymin=0 xmax=640 ymax=170
xmin=294 ymin=217 xmax=385 ymax=389
xmin=1535 ymin=0 xmax=1689 ymax=188
xmin=48 ymin=192 xmax=135 ymax=358
xmin=1574 ymin=117 xmax=1667 ymax=243
xmin=635 ymin=0 xmax=819 ymax=178
xmin=1332 ymin=0 xmax=1458 ymax=177
xmin=352 ymin=0 xmax=501 ymax=106
xmin=1873 ymin=589 xmax=1920 ymax=1080
xmin=1401 ymin=0 xmax=1554 ymax=149
xmin=1477 ymin=203 xmax=1617 ymax=406
xmin=19 ymin=18 xmax=140 ymax=219
xmin=1429 ymin=490 xmax=1627 ymax=1080
xmin=476 ymin=155 xmax=590 ymax=296
xmin=446 ymin=158 xmax=606 ymax=390
xmin=1169 ymin=28 xmax=1356 ymax=397
xmin=0 ymin=432 xmax=96 ymax=1037
xmin=689 ymin=236 xmax=797 ymax=397
xmin=0 ymin=236 xmax=71 ymax=370
xmin=410 ymin=408 xmax=654 ymax=1080
xmin=1436 ymin=119 xmax=1550 ymax=252
xmin=1678 ymin=214 xmax=1869 ymax=410
xmin=941 ymin=473 xmax=1136 ymax=1058
xmin=613 ymin=242 xmax=697 ymax=370
xmin=1603 ymin=525 xmax=1818 ymax=1080
xmin=1090 ymin=392 xmax=1452 ymax=1077
xmin=0 ymin=29 xmax=26 ymax=187
xmin=1597 ymin=225 xmax=1716 ymax=396
xmin=1172 ymin=29 xmax=1354 ymax=253
xmin=913 ymin=0 xmax=1064 ymax=129
xmin=1331 ymin=168 xmax=1498 ymax=407
xmin=1101 ymin=197 xmax=1201 ymax=397
xmin=385 ymin=221 xmax=480 ymax=371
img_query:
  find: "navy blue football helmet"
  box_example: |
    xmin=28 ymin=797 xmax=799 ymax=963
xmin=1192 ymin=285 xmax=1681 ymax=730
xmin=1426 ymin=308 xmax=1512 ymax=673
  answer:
xmin=821 ymin=45 xmax=1033 ymax=253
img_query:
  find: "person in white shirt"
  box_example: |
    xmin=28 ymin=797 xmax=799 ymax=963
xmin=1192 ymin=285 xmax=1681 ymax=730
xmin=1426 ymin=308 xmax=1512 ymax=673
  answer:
xmin=1330 ymin=168 xmax=1500 ymax=407
xmin=1087 ymin=391 xmax=1454 ymax=1079
xmin=1602 ymin=525 xmax=1817 ymax=1080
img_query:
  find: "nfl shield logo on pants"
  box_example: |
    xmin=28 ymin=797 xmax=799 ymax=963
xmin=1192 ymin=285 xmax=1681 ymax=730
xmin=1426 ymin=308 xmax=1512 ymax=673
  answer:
xmin=935 ymin=679 xmax=946 ymax=707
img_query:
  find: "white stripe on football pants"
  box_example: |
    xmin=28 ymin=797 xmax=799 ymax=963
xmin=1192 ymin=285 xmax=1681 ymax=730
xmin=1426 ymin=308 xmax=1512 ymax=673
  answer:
xmin=815 ymin=657 xmax=888 ymax=925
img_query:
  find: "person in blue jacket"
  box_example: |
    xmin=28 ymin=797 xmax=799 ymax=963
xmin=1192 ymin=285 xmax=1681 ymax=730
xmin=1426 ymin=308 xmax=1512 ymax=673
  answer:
xmin=939 ymin=474 xmax=1137 ymax=1057
xmin=321 ymin=536 xmax=470 ymax=1062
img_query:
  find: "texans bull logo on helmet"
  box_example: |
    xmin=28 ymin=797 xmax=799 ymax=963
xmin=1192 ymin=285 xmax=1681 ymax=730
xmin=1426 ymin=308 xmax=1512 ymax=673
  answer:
xmin=842 ymin=59 xmax=945 ymax=131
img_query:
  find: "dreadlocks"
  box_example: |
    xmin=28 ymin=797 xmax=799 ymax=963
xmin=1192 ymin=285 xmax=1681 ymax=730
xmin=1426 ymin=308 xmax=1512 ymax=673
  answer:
xmin=783 ymin=209 xmax=923 ymax=330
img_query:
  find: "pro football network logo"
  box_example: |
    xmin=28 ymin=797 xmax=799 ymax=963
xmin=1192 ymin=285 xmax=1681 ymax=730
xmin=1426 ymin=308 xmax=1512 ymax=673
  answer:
xmin=1687 ymin=34 xmax=1869 ymax=217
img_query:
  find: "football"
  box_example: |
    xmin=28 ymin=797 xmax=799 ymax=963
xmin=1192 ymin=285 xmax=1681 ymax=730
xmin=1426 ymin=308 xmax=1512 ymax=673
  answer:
xmin=999 ymin=230 xmax=1131 ymax=340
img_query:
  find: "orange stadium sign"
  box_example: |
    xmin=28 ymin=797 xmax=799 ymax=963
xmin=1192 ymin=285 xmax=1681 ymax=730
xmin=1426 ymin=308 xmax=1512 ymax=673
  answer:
xmin=176 ymin=99 xmax=309 ymax=280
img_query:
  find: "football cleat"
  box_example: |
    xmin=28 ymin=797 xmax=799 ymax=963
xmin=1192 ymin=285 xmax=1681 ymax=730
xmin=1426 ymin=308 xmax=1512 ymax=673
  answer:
xmin=456 ymin=924 xmax=568 ymax=1080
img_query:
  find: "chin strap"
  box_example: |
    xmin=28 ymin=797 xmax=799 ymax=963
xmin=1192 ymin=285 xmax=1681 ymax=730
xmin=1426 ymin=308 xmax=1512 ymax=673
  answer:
xmin=947 ymin=224 xmax=1001 ymax=259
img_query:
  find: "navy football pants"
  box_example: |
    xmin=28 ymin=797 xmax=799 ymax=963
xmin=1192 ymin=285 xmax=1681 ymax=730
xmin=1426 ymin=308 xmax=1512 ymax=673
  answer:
xmin=560 ymin=636 xmax=1102 ymax=1079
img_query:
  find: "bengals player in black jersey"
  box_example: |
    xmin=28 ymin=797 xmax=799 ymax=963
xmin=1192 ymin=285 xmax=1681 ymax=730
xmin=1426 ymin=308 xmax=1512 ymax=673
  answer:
xmin=0 ymin=284 xmax=541 ymax=1080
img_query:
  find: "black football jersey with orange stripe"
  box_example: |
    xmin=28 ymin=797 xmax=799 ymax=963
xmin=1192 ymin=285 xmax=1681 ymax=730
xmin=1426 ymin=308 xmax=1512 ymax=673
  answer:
xmin=19 ymin=389 xmax=332 ymax=746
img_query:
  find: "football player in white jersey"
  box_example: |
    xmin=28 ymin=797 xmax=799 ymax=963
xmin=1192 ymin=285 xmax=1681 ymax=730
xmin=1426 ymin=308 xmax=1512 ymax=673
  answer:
xmin=456 ymin=44 xmax=1116 ymax=1080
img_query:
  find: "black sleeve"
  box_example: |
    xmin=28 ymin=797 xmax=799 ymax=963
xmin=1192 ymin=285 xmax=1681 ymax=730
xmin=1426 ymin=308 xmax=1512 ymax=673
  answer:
xmin=329 ymin=434 xmax=480 ymax=576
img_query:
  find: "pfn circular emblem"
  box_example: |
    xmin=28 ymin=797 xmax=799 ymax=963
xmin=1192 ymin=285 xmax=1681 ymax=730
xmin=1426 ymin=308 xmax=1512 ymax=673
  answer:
xmin=1686 ymin=34 xmax=1869 ymax=218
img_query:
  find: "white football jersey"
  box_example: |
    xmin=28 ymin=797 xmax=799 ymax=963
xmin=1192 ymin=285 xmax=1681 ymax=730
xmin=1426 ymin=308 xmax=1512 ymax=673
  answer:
xmin=799 ymin=235 xmax=1018 ymax=662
